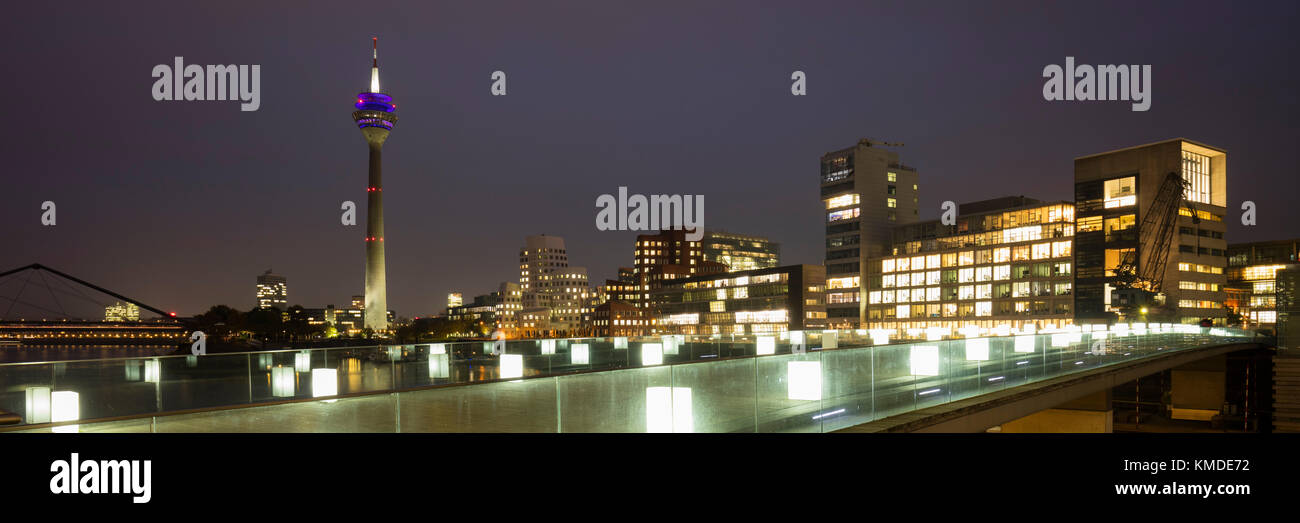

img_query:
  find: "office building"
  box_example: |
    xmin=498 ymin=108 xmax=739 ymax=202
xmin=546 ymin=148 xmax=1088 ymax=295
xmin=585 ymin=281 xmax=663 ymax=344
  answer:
xmin=104 ymin=301 xmax=140 ymax=322
xmin=447 ymin=293 xmax=463 ymax=308
xmin=863 ymin=197 xmax=1076 ymax=337
xmin=255 ymin=270 xmax=288 ymax=310
xmin=1227 ymin=238 xmax=1300 ymax=327
xmin=651 ymin=264 xmax=826 ymax=335
xmin=1074 ymin=139 xmax=1228 ymax=324
xmin=821 ymin=139 xmax=921 ymax=328
xmin=590 ymin=300 xmax=646 ymax=337
xmin=701 ymin=230 xmax=780 ymax=272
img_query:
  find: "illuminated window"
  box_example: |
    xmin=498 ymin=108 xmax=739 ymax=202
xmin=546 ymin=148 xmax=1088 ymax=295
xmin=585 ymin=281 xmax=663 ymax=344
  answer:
xmin=887 ymin=198 xmax=897 ymax=208
xmin=882 ymin=275 xmax=895 ymax=288
xmin=926 ymin=271 xmax=940 ymax=285
xmin=912 ymin=255 xmax=926 ymax=270
xmin=976 ymin=284 xmax=992 ymax=300
xmin=1103 ymin=176 xmax=1136 ymax=208
xmin=1012 ymin=245 xmax=1030 ymax=261
xmin=887 ymin=172 xmax=897 ymax=182
xmin=1182 ymin=150 xmax=1211 ymax=204
xmin=925 ymin=255 xmax=940 ymax=269
xmin=881 ymin=259 xmax=895 ymax=273
xmin=896 ymin=305 xmax=909 ymax=319
xmin=828 ymin=208 xmax=859 ymax=222
xmin=993 ymin=247 xmax=1010 ymax=263
xmin=824 ymin=194 xmax=860 ymax=209
xmin=926 ymin=287 xmax=940 ymax=302
xmin=897 ymin=257 xmax=910 ymax=272
xmin=975 ymin=302 xmax=992 ymax=317
xmin=959 ymin=251 xmax=974 ymax=266
xmin=1051 ymin=241 xmax=1072 ymax=258
xmin=897 ymin=289 xmax=910 ymax=303
xmin=959 ymin=285 xmax=974 ymax=300
xmin=975 ymin=267 xmax=992 ymax=282
xmin=959 ymin=268 xmax=974 ymax=283
xmin=1078 ymin=216 xmax=1103 ymax=233
xmin=942 ymin=253 xmax=957 ymax=267
xmin=1032 ymin=242 xmax=1051 ymax=260
xmin=993 ymin=265 xmax=1011 ymax=280
xmin=868 ymin=291 xmax=881 ymax=304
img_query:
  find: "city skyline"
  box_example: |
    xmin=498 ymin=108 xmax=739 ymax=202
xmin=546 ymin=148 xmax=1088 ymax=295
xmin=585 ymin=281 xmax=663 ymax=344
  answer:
xmin=1 ymin=1 xmax=1297 ymax=317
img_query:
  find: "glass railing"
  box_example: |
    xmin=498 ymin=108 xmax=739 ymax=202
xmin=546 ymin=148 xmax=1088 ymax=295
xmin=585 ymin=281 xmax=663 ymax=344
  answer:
xmin=0 ymin=325 xmax=1260 ymax=433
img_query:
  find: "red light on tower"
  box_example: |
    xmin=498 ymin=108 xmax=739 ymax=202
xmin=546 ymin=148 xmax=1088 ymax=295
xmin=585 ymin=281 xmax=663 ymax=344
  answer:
xmin=169 ymin=312 xmax=177 ymax=317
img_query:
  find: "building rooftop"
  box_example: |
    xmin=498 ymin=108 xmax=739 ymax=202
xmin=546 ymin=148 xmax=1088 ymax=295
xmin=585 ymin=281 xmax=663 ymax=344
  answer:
xmin=1073 ymin=137 xmax=1226 ymax=161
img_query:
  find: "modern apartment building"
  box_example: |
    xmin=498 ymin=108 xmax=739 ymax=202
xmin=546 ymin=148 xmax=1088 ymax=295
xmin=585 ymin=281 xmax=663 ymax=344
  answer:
xmin=821 ymin=139 xmax=920 ymax=328
xmin=518 ymin=235 xmax=590 ymax=332
xmin=1073 ymin=139 xmax=1228 ymax=324
xmin=863 ymin=197 xmax=1077 ymax=337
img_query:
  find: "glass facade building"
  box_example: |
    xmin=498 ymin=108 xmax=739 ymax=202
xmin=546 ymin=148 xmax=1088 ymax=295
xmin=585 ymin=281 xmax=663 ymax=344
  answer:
xmin=863 ymin=198 xmax=1076 ymax=338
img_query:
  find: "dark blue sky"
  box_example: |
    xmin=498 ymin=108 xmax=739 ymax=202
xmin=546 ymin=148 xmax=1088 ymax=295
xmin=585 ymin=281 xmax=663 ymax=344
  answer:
xmin=1 ymin=0 xmax=1296 ymax=318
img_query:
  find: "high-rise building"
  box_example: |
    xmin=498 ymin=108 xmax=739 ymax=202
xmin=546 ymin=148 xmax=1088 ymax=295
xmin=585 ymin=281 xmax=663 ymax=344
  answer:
xmin=701 ymin=230 xmax=780 ymax=272
xmin=104 ymin=301 xmax=140 ymax=322
xmin=1226 ymin=238 xmax=1300 ymax=327
xmin=353 ymin=37 xmax=398 ymax=332
xmin=1073 ymin=139 xmax=1228 ymax=324
xmin=518 ymin=235 xmax=590 ymax=332
xmin=634 ymin=230 xmax=727 ymax=295
xmin=256 ymin=269 xmax=288 ymax=310
xmin=821 ymin=139 xmax=921 ymax=328
xmin=863 ymin=197 xmax=1076 ymax=337
xmin=447 ymin=293 xmax=463 ymax=308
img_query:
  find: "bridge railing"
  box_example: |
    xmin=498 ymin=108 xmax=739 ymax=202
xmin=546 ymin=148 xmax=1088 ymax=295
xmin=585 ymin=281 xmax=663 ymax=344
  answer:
xmin=0 ymin=325 xmax=1261 ymax=432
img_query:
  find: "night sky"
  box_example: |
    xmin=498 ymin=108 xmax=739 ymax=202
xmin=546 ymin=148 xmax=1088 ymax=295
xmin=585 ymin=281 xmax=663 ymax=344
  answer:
xmin=1 ymin=1 xmax=1296 ymax=318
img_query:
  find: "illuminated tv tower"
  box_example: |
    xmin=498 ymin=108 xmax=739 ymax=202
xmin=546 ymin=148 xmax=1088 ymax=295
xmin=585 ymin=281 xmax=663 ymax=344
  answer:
xmin=353 ymin=37 xmax=397 ymax=332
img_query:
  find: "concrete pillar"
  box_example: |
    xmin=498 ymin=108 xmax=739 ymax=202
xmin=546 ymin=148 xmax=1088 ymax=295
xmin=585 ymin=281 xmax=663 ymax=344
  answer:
xmin=996 ymin=389 xmax=1113 ymax=433
xmin=1170 ymin=354 xmax=1225 ymax=421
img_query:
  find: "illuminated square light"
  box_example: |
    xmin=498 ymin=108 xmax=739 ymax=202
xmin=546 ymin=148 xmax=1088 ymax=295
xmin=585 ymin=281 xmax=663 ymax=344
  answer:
xmin=614 ymin=337 xmax=628 ymax=349
xmin=928 ymin=327 xmax=950 ymax=341
xmin=295 ymin=352 xmax=312 ymax=373
xmin=869 ymin=329 xmax=891 ymax=346
xmin=787 ymin=361 xmax=822 ymax=401
xmin=482 ymin=341 xmax=497 ymax=354
xmin=144 ymin=359 xmax=160 ymax=383
xmin=756 ymin=336 xmax=776 ymax=355
xmin=641 ymin=343 xmax=664 ymax=366
xmin=571 ymin=344 xmax=589 ymax=365
xmin=663 ymin=335 xmax=681 ymax=355
xmin=51 ymin=391 xmax=78 ymax=423
xmin=311 ymin=368 xmax=338 ymax=398
xmin=1014 ymin=335 xmax=1035 ymax=353
xmin=1051 ymin=334 xmax=1070 ymax=347
xmin=910 ymin=345 xmax=940 ymax=376
xmin=500 ymin=354 xmax=523 ymax=379
xmin=186 ymin=355 xmax=198 ymax=368
xmin=966 ymin=338 xmax=990 ymax=361
xmin=789 ymin=330 xmax=805 ymax=347
xmin=645 ymin=387 xmax=693 ymax=433
xmin=25 ymin=386 xmax=50 ymax=424
xmin=124 ymin=361 xmax=142 ymax=381
xmin=429 ymin=343 xmax=447 ymax=355
xmin=428 ymin=353 xmax=449 ymax=379
xmin=540 ymin=339 xmax=556 ymax=355
xmin=271 ymin=366 xmax=295 ymax=397
xmin=387 ymin=347 xmax=403 ymax=361
xmin=821 ymin=330 xmax=838 ymax=349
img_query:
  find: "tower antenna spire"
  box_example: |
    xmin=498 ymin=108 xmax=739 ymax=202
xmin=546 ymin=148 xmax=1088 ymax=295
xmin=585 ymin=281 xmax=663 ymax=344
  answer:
xmin=370 ymin=37 xmax=380 ymax=93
